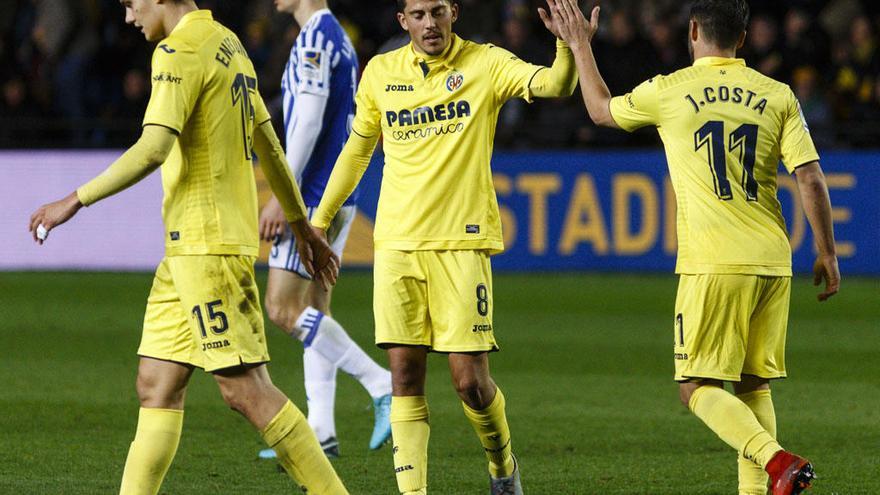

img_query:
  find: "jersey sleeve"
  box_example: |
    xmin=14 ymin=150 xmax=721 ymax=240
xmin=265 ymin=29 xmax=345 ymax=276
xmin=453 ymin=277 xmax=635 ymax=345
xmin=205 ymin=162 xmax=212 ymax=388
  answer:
xmin=350 ymin=60 xmax=381 ymax=138
xmin=142 ymin=45 xmax=203 ymax=133
xmin=254 ymin=87 xmax=272 ymax=126
xmin=486 ymin=44 xmax=544 ymax=103
xmin=609 ymin=77 xmax=661 ymax=132
xmin=294 ymin=30 xmax=334 ymax=97
xmin=779 ymin=89 xmax=820 ymax=173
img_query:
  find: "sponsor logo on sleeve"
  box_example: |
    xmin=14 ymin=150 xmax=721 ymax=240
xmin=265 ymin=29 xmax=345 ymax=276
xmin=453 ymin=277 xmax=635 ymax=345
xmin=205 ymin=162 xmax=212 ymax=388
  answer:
xmin=159 ymin=44 xmax=176 ymax=54
xmin=301 ymin=49 xmax=324 ymax=83
xmin=153 ymin=72 xmax=183 ymax=84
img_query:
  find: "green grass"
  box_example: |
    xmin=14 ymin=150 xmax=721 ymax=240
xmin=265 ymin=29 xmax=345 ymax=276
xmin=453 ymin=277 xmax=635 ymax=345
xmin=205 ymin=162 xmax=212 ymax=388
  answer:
xmin=0 ymin=271 xmax=877 ymax=494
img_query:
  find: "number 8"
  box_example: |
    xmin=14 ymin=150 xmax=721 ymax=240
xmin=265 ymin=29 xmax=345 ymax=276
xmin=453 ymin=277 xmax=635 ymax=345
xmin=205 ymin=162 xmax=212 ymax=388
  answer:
xmin=476 ymin=284 xmax=489 ymax=317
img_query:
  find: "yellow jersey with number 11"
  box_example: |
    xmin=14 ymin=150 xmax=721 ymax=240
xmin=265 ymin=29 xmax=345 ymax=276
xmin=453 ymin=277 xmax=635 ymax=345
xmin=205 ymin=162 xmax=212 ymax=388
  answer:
xmin=142 ymin=10 xmax=272 ymax=257
xmin=610 ymin=57 xmax=819 ymax=276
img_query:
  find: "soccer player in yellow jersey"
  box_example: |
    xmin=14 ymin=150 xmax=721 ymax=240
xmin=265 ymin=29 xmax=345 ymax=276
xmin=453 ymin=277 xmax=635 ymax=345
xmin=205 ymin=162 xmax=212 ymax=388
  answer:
xmin=310 ymin=0 xmax=577 ymax=493
xmin=28 ymin=1 xmax=348 ymax=493
xmin=551 ymin=0 xmax=840 ymax=494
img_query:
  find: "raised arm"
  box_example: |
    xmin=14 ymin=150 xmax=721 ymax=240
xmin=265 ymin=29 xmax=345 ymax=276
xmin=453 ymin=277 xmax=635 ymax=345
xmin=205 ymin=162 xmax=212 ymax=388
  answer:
xmin=29 ymin=125 xmax=176 ymax=243
xmin=527 ymin=40 xmax=578 ymax=99
xmin=794 ymin=162 xmax=840 ymax=301
xmin=549 ymin=0 xmax=619 ymax=128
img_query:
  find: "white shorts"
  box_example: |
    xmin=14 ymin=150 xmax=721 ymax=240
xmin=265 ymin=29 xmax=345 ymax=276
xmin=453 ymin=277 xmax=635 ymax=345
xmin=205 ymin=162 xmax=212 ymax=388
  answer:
xmin=268 ymin=205 xmax=356 ymax=279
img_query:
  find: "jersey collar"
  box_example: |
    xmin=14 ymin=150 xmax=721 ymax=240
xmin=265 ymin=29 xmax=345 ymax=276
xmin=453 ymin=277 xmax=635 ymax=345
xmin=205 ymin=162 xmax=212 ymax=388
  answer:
xmin=171 ymin=9 xmax=212 ymax=35
xmin=693 ymin=56 xmax=746 ymax=67
xmin=409 ymin=34 xmax=464 ymax=74
xmin=304 ymin=8 xmax=331 ymax=27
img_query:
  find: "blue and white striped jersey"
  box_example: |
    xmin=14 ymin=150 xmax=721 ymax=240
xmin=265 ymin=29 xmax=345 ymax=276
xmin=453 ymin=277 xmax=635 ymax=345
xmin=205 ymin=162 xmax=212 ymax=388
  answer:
xmin=281 ymin=9 xmax=358 ymax=207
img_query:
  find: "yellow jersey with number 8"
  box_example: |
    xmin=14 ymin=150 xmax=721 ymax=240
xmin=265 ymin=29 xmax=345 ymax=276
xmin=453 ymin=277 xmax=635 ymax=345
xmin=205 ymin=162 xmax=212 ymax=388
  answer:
xmin=610 ymin=57 xmax=819 ymax=276
xmin=143 ymin=10 xmax=271 ymax=257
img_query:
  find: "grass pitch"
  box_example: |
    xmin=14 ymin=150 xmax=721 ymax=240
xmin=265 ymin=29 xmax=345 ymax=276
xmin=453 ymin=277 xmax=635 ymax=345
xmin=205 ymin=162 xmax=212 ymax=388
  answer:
xmin=0 ymin=271 xmax=877 ymax=494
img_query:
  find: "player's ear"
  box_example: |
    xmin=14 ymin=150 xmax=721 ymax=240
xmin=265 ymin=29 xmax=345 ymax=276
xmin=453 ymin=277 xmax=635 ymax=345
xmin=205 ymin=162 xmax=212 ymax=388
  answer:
xmin=398 ymin=11 xmax=408 ymax=32
xmin=736 ymin=31 xmax=746 ymax=50
xmin=450 ymin=2 xmax=459 ymax=23
xmin=689 ymin=19 xmax=699 ymax=43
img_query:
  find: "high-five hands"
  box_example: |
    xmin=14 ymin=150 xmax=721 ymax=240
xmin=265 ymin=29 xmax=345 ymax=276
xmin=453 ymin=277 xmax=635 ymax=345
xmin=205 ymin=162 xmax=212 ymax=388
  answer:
xmin=540 ymin=0 xmax=600 ymax=49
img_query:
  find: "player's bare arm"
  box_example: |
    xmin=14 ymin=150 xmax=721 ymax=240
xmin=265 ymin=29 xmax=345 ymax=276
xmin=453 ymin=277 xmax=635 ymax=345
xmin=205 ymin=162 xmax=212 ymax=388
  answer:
xmin=551 ymin=0 xmax=620 ymax=128
xmin=29 ymin=124 xmax=176 ymax=244
xmin=795 ymin=161 xmax=840 ymax=301
xmin=253 ymin=119 xmax=340 ymax=287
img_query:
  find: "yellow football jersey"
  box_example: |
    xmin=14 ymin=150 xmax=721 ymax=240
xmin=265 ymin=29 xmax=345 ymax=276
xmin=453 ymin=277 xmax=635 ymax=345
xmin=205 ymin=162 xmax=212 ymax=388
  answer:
xmin=610 ymin=57 xmax=819 ymax=276
xmin=348 ymin=35 xmax=544 ymax=253
xmin=142 ymin=10 xmax=271 ymax=257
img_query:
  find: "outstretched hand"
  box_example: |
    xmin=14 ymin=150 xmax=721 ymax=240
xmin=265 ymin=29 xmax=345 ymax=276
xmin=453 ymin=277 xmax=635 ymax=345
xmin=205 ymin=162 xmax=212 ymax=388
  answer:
xmin=812 ymin=254 xmax=840 ymax=302
xmin=28 ymin=191 xmax=83 ymax=245
xmin=291 ymin=220 xmax=340 ymax=290
xmin=541 ymin=0 xmax=599 ymax=49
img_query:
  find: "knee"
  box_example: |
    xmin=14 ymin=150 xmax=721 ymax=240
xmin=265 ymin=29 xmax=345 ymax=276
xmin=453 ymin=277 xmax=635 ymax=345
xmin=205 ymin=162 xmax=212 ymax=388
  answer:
xmin=264 ymin=295 xmax=302 ymax=333
xmin=392 ymin=368 xmax=425 ymax=396
xmin=216 ymin=379 xmax=259 ymax=416
xmin=454 ymin=376 xmax=491 ymax=409
xmin=136 ymin=372 xmax=185 ymax=409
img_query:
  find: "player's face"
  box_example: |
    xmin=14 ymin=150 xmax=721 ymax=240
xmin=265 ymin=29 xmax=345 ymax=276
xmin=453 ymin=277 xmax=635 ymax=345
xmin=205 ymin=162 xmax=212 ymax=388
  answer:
xmin=398 ymin=0 xmax=458 ymax=57
xmin=274 ymin=0 xmax=299 ymax=15
xmin=121 ymin=0 xmax=165 ymax=42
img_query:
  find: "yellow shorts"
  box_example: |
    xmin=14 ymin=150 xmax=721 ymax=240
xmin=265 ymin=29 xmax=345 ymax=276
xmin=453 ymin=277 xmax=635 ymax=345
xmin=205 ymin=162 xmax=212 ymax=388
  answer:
xmin=673 ymin=274 xmax=790 ymax=382
xmin=139 ymin=255 xmax=269 ymax=372
xmin=373 ymin=249 xmax=498 ymax=353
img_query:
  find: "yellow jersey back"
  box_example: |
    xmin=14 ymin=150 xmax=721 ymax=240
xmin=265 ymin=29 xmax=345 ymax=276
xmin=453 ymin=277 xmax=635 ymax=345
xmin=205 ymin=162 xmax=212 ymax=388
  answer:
xmin=610 ymin=57 xmax=819 ymax=276
xmin=142 ymin=10 xmax=271 ymax=257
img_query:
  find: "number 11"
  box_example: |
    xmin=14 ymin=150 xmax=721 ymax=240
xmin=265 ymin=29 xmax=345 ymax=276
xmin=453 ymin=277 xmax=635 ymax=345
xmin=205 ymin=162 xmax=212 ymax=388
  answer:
xmin=694 ymin=121 xmax=760 ymax=202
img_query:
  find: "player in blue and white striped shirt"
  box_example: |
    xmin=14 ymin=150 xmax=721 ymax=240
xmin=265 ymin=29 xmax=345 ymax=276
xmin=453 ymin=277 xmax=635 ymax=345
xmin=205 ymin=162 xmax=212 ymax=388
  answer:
xmin=259 ymin=0 xmax=392 ymax=459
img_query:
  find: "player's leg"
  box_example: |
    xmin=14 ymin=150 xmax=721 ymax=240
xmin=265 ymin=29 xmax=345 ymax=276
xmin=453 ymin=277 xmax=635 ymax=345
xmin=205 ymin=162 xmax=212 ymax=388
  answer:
xmin=265 ymin=209 xmax=392 ymax=449
xmin=733 ymin=375 xmax=774 ymax=495
xmin=373 ymin=250 xmax=432 ymax=494
xmin=448 ymin=353 xmax=518 ymax=485
xmin=675 ymin=275 xmax=784 ymax=469
xmin=426 ymin=250 xmax=519 ymax=493
xmin=119 ymin=358 xmax=193 ymax=495
xmin=170 ymin=255 xmax=346 ymax=493
xmin=388 ymin=345 xmax=430 ymax=495
xmin=740 ymin=276 xmax=814 ymax=494
xmin=306 ymin=282 xmax=392 ymax=450
xmin=213 ymin=364 xmax=347 ymax=494
xmin=120 ymin=259 xmax=195 ymax=495
xmin=263 ymin=267 xmax=340 ymax=452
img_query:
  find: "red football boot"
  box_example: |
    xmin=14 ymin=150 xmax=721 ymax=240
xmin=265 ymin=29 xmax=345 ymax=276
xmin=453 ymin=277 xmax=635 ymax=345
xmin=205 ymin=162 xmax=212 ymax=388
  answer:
xmin=765 ymin=450 xmax=816 ymax=495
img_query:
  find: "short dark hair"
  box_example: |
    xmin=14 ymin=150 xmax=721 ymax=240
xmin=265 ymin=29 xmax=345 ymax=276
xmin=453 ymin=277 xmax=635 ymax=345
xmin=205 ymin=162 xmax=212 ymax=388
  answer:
xmin=397 ymin=0 xmax=454 ymax=13
xmin=690 ymin=0 xmax=750 ymax=49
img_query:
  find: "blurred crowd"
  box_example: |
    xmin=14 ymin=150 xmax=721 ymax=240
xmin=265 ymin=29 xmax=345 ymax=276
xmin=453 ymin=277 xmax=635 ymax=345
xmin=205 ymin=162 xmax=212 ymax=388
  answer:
xmin=2 ymin=0 xmax=880 ymax=148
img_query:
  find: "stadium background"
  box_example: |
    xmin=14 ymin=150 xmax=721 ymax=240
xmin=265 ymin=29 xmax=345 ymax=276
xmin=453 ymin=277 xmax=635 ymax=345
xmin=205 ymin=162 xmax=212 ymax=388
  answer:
xmin=1 ymin=1 xmax=878 ymax=494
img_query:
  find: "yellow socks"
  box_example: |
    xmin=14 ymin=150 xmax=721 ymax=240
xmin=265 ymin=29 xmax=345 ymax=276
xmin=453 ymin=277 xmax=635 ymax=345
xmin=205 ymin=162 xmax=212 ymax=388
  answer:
xmin=260 ymin=401 xmax=347 ymax=495
xmin=390 ymin=396 xmax=430 ymax=494
xmin=689 ymin=385 xmax=782 ymax=469
xmin=462 ymin=387 xmax=515 ymax=478
xmin=736 ymin=390 xmax=777 ymax=495
xmin=119 ymin=407 xmax=184 ymax=495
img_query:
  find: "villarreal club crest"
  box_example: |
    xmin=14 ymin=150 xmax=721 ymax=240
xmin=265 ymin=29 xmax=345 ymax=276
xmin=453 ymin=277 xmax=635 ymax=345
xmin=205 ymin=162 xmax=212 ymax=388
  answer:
xmin=446 ymin=70 xmax=464 ymax=93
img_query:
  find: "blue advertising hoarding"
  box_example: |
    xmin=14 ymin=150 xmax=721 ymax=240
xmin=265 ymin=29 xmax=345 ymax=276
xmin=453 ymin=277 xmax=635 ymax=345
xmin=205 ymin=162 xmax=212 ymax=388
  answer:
xmin=356 ymin=150 xmax=879 ymax=275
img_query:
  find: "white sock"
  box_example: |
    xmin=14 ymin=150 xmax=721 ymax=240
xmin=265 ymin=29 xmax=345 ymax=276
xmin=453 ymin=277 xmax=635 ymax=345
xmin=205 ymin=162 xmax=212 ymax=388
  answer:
xmin=303 ymin=347 xmax=337 ymax=442
xmin=295 ymin=307 xmax=392 ymax=399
